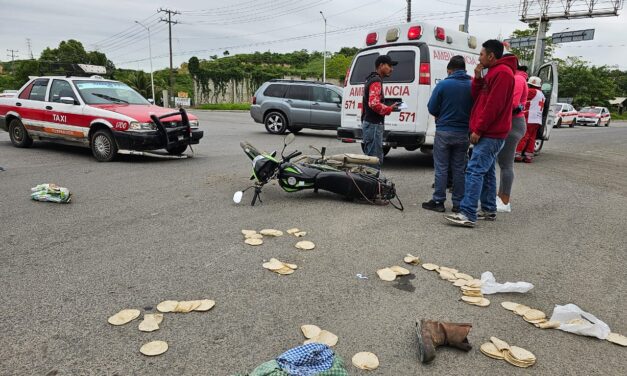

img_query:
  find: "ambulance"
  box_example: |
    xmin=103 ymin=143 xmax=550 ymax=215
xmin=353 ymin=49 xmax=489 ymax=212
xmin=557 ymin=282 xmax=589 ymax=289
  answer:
xmin=337 ymin=22 xmax=559 ymax=155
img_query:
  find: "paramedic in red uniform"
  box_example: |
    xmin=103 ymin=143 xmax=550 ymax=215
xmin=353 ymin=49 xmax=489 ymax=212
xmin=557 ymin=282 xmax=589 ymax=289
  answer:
xmin=361 ymin=55 xmax=399 ymax=170
xmin=516 ymin=76 xmax=545 ymax=163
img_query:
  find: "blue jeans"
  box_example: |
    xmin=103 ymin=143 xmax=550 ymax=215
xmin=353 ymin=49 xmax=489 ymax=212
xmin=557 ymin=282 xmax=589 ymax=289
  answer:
xmin=361 ymin=121 xmax=384 ymax=169
xmin=433 ymin=131 xmax=469 ymax=206
xmin=460 ymin=137 xmax=505 ymax=222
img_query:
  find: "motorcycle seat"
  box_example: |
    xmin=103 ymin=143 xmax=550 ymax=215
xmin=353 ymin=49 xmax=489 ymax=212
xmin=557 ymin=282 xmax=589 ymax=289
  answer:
xmin=327 ymin=153 xmax=380 ymax=165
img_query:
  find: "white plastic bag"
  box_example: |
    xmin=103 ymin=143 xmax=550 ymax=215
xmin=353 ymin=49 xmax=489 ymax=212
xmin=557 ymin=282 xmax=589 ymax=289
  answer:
xmin=549 ymin=304 xmax=610 ymax=339
xmin=480 ymin=271 xmax=534 ymax=294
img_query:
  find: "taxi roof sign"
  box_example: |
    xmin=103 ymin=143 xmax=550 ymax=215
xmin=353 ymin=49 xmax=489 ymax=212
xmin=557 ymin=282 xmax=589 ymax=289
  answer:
xmin=77 ymin=64 xmax=107 ymax=75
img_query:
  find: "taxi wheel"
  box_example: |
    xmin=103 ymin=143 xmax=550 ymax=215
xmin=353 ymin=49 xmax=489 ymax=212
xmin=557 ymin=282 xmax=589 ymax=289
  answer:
xmin=605 ymin=120 xmax=610 ymax=127
xmin=555 ymin=119 xmax=562 ymax=128
xmin=166 ymin=144 xmax=187 ymax=155
xmin=91 ymin=129 xmax=118 ymax=162
xmin=8 ymin=119 xmax=33 ymax=148
xmin=569 ymin=118 xmax=576 ymax=128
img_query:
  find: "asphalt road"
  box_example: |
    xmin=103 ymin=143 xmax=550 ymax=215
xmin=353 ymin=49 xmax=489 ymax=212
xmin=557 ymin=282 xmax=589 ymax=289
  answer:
xmin=1 ymin=112 xmax=625 ymax=375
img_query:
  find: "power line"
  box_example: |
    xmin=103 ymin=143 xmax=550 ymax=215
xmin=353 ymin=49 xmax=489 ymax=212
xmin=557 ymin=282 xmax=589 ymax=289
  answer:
xmin=90 ymin=12 xmax=159 ymax=48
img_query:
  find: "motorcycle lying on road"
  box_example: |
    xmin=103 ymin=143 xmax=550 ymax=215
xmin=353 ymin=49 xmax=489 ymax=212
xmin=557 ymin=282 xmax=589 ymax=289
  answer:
xmin=234 ymin=134 xmax=403 ymax=210
xmin=291 ymin=145 xmax=381 ymax=177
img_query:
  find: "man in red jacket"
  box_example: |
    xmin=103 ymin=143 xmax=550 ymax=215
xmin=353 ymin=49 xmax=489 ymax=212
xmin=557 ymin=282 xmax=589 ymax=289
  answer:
xmin=445 ymin=39 xmax=516 ymax=227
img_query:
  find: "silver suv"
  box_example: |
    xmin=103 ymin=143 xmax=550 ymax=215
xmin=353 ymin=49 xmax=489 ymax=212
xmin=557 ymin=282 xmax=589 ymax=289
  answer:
xmin=250 ymin=80 xmax=343 ymax=134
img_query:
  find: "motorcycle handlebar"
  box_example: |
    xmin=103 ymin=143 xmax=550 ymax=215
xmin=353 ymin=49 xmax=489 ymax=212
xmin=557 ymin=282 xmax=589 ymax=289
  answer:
xmin=284 ymin=151 xmax=302 ymax=161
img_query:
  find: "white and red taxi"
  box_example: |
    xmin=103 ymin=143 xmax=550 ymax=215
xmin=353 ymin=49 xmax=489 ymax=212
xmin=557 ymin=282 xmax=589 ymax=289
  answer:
xmin=553 ymin=102 xmax=578 ymax=128
xmin=576 ymin=106 xmax=611 ymax=127
xmin=0 ymin=73 xmax=203 ymax=161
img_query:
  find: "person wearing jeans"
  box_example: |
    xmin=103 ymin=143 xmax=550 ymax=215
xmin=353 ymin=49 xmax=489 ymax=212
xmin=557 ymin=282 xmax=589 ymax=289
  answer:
xmin=422 ymin=56 xmax=472 ymax=213
xmin=445 ymin=40 xmax=516 ymax=227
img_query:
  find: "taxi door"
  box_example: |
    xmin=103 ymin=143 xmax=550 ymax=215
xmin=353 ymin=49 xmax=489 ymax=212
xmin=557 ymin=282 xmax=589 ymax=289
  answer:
xmin=16 ymin=78 xmax=50 ymax=137
xmin=45 ymin=79 xmax=88 ymax=143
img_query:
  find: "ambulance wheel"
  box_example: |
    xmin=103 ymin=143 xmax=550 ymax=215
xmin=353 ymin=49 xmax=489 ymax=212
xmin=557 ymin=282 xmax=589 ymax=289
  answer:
xmin=594 ymin=121 xmax=599 ymax=127
xmin=555 ymin=119 xmax=562 ymax=128
xmin=91 ymin=129 xmax=118 ymax=162
xmin=264 ymin=112 xmax=287 ymax=134
xmin=534 ymin=139 xmax=544 ymax=153
xmin=166 ymin=144 xmax=188 ymax=155
xmin=8 ymin=118 xmax=33 ymax=148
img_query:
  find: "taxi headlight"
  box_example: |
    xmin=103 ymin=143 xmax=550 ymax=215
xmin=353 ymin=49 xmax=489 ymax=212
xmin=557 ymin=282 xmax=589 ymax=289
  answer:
xmin=189 ymin=119 xmax=199 ymax=128
xmin=129 ymin=121 xmax=156 ymax=131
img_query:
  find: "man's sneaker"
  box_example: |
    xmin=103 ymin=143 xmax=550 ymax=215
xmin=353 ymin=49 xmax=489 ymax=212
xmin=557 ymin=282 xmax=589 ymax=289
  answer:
xmin=422 ymin=200 xmax=445 ymax=212
xmin=444 ymin=213 xmax=476 ymax=228
xmin=496 ymin=197 xmax=511 ymax=213
xmin=452 ymin=205 xmax=460 ymax=213
xmin=477 ymin=211 xmax=497 ymax=221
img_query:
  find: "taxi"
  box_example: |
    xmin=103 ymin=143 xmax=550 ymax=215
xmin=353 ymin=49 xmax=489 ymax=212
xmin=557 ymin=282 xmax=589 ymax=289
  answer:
xmin=0 ymin=65 xmax=203 ymax=161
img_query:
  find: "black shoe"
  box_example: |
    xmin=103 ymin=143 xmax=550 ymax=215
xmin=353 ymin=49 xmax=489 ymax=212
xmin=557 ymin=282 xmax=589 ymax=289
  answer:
xmin=452 ymin=205 xmax=460 ymax=213
xmin=422 ymin=200 xmax=445 ymax=212
xmin=477 ymin=210 xmax=496 ymax=221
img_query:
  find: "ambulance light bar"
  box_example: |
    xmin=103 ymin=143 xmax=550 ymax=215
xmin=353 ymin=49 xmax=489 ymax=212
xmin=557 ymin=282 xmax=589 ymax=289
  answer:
xmin=435 ymin=27 xmax=446 ymax=41
xmin=408 ymin=26 xmax=422 ymax=40
xmin=77 ymin=64 xmax=107 ymax=75
xmin=366 ymin=32 xmax=378 ymax=45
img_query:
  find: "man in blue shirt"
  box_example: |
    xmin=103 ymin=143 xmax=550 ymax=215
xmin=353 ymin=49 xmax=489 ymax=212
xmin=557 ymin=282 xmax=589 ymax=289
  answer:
xmin=422 ymin=56 xmax=473 ymax=212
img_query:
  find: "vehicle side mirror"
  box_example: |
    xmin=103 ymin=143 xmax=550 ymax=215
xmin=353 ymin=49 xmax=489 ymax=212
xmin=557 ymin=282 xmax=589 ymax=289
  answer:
xmin=148 ymin=98 xmax=154 ymax=104
xmin=333 ymin=96 xmax=342 ymax=104
xmin=60 ymin=97 xmax=77 ymax=105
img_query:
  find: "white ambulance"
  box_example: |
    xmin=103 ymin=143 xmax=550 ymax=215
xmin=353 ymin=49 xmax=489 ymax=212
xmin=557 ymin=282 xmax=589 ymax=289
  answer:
xmin=337 ymin=22 xmax=559 ymax=155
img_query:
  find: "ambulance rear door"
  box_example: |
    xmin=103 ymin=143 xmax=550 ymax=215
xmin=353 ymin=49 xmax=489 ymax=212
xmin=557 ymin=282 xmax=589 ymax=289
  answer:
xmin=536 ymin=62 xmax=559 ymax=142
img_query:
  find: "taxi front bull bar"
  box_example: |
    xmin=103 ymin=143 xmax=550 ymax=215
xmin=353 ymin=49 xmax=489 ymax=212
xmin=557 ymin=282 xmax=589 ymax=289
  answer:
xmin=149 ymin=108 xmax=193 ymax=150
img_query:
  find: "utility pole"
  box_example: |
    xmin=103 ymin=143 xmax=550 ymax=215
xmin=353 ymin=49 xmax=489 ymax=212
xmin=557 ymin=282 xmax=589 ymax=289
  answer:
xmin=531 ymin=16 xmax=548 ymax=74
xmin=6 ymin=49 xmax=19 ymax=62
xmin=159 ymin=8 xmax=180 ymax=107
xmin=406 ymin=0 xmax=411 ymax=22
xmin=26 ymin=39 xmax=34 ymax=59
xmin=463 ymin=0 xmax=471 ymax=32
xmin=320 ymin=11 xmax=327 ymax=82
xmin=135 ymin=21 xmax=155 ymax=103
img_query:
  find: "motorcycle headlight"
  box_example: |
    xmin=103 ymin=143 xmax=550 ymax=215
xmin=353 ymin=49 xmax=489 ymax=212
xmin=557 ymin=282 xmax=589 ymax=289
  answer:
xmin=128 ymin=121 xmax=156 ymax=131
xmin=189 ymin=120 xmax=199 ymax=128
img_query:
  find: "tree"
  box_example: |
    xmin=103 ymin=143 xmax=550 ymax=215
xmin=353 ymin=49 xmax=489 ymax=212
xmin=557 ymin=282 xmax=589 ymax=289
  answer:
xmin=509 ymin=23 xmax=557 ymax=67
xmin=39 ymin=40 xmax=115 ymax=73
xmin=557 ymin=57 xmax=618 ymax=107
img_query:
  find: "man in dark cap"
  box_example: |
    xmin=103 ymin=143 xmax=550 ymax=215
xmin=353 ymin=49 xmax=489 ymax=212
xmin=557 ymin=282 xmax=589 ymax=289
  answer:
xmin=361 ymin=55 xmax=399 ymax=170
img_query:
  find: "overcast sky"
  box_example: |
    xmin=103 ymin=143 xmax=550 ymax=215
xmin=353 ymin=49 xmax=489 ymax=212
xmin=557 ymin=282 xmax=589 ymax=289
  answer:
xmin=1 ymin=0 xmax=626 ymax=71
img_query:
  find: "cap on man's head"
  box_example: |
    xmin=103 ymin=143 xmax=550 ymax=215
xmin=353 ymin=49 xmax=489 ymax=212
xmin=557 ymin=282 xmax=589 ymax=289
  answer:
xmin=375 ymin=55 xmax=397 ymax=68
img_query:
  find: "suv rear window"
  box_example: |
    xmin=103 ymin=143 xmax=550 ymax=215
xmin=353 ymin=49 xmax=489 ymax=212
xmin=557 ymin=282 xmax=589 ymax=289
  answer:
xmin=286 ymin=85 xmax=311 ymax=101
xmin=349 ymin=50 xmax=416 ymax=85
xmin=263 ymin=84 xmax=288 ymax=98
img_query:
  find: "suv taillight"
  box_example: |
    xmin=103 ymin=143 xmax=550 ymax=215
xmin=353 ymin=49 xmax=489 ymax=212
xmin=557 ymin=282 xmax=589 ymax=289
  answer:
xmin=419 ymin=63 xmax=430 ymax=85
xmin=252 ymin=96 xmax=256 ymax=105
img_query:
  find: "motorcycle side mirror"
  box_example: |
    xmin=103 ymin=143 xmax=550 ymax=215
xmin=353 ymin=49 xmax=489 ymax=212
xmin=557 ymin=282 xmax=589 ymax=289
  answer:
xmin=233 ymin=191 xmax=243 ymax=204
xmin=284 ymin=133 xmax=295 ymax=145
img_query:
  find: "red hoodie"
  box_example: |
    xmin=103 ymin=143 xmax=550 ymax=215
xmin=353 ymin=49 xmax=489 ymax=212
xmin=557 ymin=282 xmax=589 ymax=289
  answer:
xmin=469 ymin=54 xmax=517 ymax=139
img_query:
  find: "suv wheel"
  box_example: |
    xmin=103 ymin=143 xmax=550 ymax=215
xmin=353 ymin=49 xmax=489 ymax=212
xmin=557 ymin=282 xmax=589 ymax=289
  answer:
xmin=8 ymin=118 xmax=33 ymax=148
xmin=91 ymin=129 xmax=118 ymax=162
xmin=288 ymin=126 xmax=302 ymax=134
xmin=264 ymin=112 xmax=287 ymax=134
xmin=166 ymin=144 xmax=188 ymax=155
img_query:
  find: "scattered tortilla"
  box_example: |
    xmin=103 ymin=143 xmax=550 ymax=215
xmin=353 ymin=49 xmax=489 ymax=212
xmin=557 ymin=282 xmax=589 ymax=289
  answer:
xmin=453 ymin=279 xmax=469 ymax=287
xmin=490 ymin=337 xmax=510 ymax=352
xmin=606 ymin=332 xmax=627 ymax=346
xmin=438 ymin=270 xmax=456 ymax=281
xmin=263 ymin=258 xmax=297 ymax=275
xmin=439 ymin=266 xmax=458 ymax=274
xmin=287 ymin=228 xmax=300 ymax=234
xmin=389 ymin=265 xmax=410 ymax=276
xmin=523 ymin=309 xmax=546 ymax=321
xmin=421 ymin=263 xmax=439 ymax=271
xmin=501 ymin=301 xmax=520 ymax=311
xmin=140 ymin=340 xmax=168 ymax=356
xmin=173 ymin=301 xmax=198 ymax=313
xmin=537 ymin=321 xmax=560 ymax=329
xmin=263 ymin=258 xmax=285 ymax=270
xmin=241 ymin=230 xmax=257 ymax=236
xmin=480 ymin=342 xmax=504 ymax=360
xmin=377 ymin=268 xmax=397 ymax=281
xmin=301 ymin=324 xmax=322 ymax=339
xmin=509 ymin=346 xmax=536 ymax=362
xmin=260 ymin=229 xmax=283 ymax=237
xmin=466 ymin=279 xmax=482 ymax=288
xmin=315 ymin=330 xmax=338 ymax=347
xmin=352 ymin=352 xmax=379 ymax=370
xmin=245 ymin=238 xmax=263 ymax=246
xmin=108 ymin=309 xmax=141 ymax=326
xmin=454 ymin=272 xmax=473 ymax=280
xmin=403 ymin=254 xmax=420 ymax=265
xmin=295 ymin=240 xmax=315 ymax=250
xmin=138 ymin=314 xmax=163 ymax=332
xmin=514 ymin=305 xmax=532 ymax=316
xmin=245 ymin=233 xmax=263 ymax=240
xmin=461 ymin=296 xmax=482 ymax=304
xmin=294 ymin=231 xmax=307 ymax=237
xmin=157 ymin=300 xmax=179 ymax=313
xmin=195 ymin=299 xmax=216 ymax=312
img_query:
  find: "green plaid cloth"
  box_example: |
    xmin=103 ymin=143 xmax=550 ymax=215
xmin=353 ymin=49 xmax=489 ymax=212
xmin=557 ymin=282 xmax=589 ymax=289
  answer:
xmin=235 ymin=355 xmax=348 ymax=376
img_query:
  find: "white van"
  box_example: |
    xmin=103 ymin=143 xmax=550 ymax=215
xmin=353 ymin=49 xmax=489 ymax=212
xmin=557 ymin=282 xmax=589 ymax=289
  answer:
xmin=337 ymin=21 xmax=559 ymax=155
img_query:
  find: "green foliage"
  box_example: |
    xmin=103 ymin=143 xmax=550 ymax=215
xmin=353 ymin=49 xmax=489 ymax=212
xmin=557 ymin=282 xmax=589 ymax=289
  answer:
xmin=557 ymin=57 xmax=618 ymax=107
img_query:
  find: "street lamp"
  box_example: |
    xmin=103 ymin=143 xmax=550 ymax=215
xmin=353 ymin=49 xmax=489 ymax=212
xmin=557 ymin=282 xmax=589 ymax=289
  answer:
xmin=135 ymin=20 xmax=155 ymax=103
xmin=320 ymin=11 xmax=327 ymax=82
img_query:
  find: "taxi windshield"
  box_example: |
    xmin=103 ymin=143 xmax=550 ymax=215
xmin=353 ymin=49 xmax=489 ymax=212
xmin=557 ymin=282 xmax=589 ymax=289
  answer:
xmin=580 ymin=107 xmax=601 ymax=114
xmin=74 ymin=80 xmax=149 ymax=105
